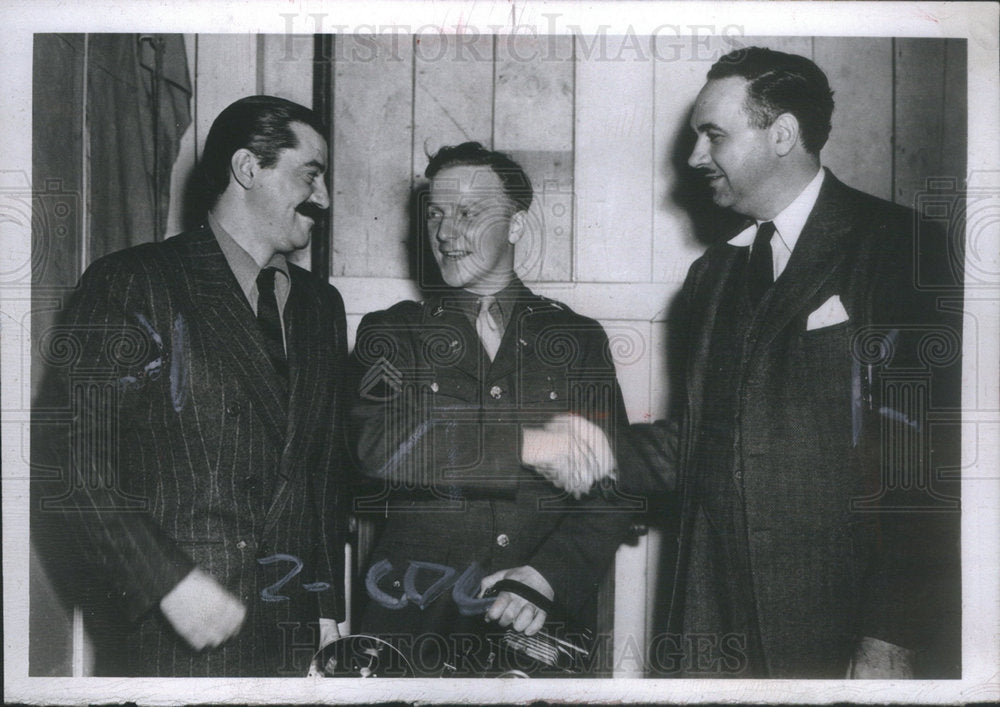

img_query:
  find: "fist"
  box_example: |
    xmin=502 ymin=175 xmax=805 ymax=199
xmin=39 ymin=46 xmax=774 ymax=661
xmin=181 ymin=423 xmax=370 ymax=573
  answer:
xmin=159 ymin=567 xmax=246 ymax=651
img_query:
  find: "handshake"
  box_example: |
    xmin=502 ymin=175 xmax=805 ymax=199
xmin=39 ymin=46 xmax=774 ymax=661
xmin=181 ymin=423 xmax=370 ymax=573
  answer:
xmin=521 ymin=414 xmax=616 ymax=498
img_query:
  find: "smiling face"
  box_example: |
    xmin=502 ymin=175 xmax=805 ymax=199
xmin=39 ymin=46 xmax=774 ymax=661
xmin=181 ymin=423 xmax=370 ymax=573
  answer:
xmin=427 ymin=165 xmax=524 ymax=294
xmin=246 ymin=121 xmax=329 ymax=259
xmin=688 ymin=77 xmax=779 ymax=219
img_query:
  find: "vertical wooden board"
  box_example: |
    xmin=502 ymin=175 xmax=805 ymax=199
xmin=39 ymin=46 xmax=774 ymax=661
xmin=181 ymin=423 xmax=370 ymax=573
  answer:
xmin=194 ymin=35 xmax=257 ymax=160
xmin=31 ymin=34 xmax=85 ymax=289
xmin=941 ymin=39 xmax=967 ymax=185
xmin=332 ymin=35 xmax=414 ymax=279
xmin=412 ymin=33 xmax=494 ymax=178
xmin=495 ymin=35 xmax=574 ymax=283
xmin=652 ymin=35 xmax=715 ymax=285
xmin=261 ymin=34 xmax=313 ymax=106
xmin=494 ymin=35 xmax=573 ymax=151
xmin=575 ymin=34 xmax=654 ymax=283
xmin=614 ymin=538 xmax=648 ymax=677
xmin=166 ymin=35 xmax=198 ymax=239
xmin=604 ymin=319 xmax=653 ymax=424
xmin=894 ymin=39 xmax=947 ymax=210
xmin=815 ymin=38 xmax=893 ymax=201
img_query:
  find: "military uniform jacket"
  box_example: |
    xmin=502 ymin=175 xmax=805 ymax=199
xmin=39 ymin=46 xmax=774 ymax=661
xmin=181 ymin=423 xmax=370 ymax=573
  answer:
xmin=350 ymin=280 xmax=639 ymax=640
xmin=32 ymin=226 xmax=349 ymax=676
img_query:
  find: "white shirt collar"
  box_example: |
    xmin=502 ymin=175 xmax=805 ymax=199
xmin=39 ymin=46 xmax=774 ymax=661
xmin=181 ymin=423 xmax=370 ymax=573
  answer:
xmin=728 ymin=167 xmax=826 ymax=251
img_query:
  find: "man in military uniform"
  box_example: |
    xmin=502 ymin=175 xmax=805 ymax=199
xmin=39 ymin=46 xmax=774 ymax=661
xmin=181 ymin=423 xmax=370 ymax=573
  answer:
xmin=349 ymin=142 xmax=638 ymax=676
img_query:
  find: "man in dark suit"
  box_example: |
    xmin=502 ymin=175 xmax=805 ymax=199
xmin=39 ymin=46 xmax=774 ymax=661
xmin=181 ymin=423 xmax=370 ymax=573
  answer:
xmin=618 ymin=48 xmax=961 ymax=678
xmin=32 ymin=95 xmax=349 ymax=676
xmin=350 ymin=143 xmax=639 ymax=676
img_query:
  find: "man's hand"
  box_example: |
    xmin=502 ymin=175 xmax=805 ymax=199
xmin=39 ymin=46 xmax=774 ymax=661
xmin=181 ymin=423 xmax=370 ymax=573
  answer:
xmin=522 ymin=414 xmax=615 ymax=498
xmin=307 ymin=617 xmax=347 ymax=677
xmin=479 ymin=565 xmax=554 ymax=636
xmin=847 ymin=636 xmax=915 ymax=678
xmin=159 ymin=567 xmax=246 ymax=651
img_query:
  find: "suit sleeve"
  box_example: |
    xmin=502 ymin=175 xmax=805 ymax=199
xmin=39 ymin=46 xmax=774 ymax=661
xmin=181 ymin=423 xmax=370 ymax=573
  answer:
xmin=349 ymin=307 xmax=522 ymax=497
xmin=854 ymin=212 xmax=962 ymax=659
xmin=522 ymin=321 xmax=642 ymax=614
xmin=33 ymin=255 xmax=195 ymax=623
xmin=308 ymin=286 xmax=350 ymax=623
xmin=610 ymin=253 xmax=713 ymax=498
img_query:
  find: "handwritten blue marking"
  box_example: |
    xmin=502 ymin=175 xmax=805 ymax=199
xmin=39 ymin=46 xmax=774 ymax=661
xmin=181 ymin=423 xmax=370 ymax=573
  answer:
xmin=133 ymin=312 xmax=163 ymax=348
xmin=258 ymin=553 xmax=303 ymax=602
xmin=374 ymin=420 xmax=433 ymax=479
xmin=365 ymin=558 xmax=409 ymax=610
xmin=403 ymin=561 xmax=457 ymax=610
xmin=879 ymin=406 xmax=920 ymax=430
xmin=170 ymin=312 xmax=188 ymax=412
xmin=451 ymin=561 xmax=494 ymax=616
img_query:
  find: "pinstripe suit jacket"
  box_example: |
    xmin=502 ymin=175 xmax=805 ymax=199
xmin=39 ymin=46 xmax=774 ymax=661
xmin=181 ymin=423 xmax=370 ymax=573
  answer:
xmin=32 ymin=226 xmax=348 ymax=676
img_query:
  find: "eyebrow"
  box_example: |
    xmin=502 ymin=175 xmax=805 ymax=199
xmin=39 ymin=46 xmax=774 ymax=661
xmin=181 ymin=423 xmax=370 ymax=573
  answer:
xmin=694 ymin=121 xmax=725 ymax=133
xmin=302 ymin=159 xmax=327 ymax=172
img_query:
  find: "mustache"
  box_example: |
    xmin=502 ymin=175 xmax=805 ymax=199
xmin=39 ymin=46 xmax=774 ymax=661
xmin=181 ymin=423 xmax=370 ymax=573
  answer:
xmin=296 ymin=202 xmax=326 ymax=222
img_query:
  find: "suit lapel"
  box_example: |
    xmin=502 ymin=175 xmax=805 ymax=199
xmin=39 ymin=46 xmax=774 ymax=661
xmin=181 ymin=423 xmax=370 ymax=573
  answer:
xmin=687 ymin=246 xmax=743 ymax=427
xmin=746 ymin=172 xmax=858 ymax=361
xmin=186 ymin=227 xmax=289 ymax=445
xmin=262 ymin=271 xmax=333 ymax=537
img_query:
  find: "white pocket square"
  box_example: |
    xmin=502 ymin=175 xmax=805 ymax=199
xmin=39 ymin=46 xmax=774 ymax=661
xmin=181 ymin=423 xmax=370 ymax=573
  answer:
xmin=806 ymin=295 xmax=849 ymax=331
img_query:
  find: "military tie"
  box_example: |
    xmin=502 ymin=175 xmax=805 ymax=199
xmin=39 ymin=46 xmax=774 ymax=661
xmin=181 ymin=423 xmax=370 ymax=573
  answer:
xmin=747 ymin=221 xmax=776 ymax=306
xmin=256 ymin=266 xmax=287 ymax=377
xmin=476 ymin=295 xmax=504 ymax=361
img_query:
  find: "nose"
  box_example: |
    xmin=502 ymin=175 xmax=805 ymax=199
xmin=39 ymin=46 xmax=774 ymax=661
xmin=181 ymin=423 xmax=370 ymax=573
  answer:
xmin=311 ymin=177 xmax=330 ymax=210
xmin=688 ymin=135 xmax=710 ymax=170
xmin=433 ymin=215 xmax=457 ymax=243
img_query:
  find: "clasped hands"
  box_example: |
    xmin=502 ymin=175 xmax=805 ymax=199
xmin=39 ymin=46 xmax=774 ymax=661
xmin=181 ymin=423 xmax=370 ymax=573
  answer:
xmin=522 ymin=413 xmax=616 ymax=498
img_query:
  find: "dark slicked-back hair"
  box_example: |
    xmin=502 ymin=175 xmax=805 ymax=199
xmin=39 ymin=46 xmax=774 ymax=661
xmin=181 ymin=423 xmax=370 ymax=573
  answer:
xmin=707 ymin=46 xmax=835 ymax=155
xmin=425 ymin=142 xmax=533 ymax=212
xmin=200 ymin=95 xmax=327 ymax=206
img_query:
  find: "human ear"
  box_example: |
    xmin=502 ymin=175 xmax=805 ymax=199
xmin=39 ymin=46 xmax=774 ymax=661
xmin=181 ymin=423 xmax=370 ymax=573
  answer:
xmin=771 ymin=113 xmax=800 ymax=157
xmin=230 ymin=148 xmax=258 ymax=190
xmin=507 ymin=210 xmax=527 ymax=245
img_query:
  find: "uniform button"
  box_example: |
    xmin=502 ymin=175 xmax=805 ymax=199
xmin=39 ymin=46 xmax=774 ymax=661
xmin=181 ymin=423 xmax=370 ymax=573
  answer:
xmin=226 ymin=402 xmax=241 ymax=416
xmin=734 ymin=470 xmax=743 ymax=482
xmin=496 ymin=533 xmax=510 ymax=548
xmin=490 ymin=385 xmax=502 ymax=400
xmin=549 ymin=391 xmax=558 ymax=400
xmin=236 ymin=540 xmax=247 ymax=549
xmin=430 ymin=381 xmax=439 ymax=393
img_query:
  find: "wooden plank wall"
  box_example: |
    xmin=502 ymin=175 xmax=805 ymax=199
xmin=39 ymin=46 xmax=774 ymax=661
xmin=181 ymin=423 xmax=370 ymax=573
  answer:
xmin=33 ymin=33 xmax=965 ymax=676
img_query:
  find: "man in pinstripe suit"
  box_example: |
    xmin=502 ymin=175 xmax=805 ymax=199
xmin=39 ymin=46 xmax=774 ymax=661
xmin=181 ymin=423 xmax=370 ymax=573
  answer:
xmin=32 ymin=96 xmax=349 ymax=676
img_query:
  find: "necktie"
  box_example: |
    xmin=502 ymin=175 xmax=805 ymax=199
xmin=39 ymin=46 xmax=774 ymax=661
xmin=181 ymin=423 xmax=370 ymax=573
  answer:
xmin=476 ymin=295 xmax=504 ymax=361
xmin=747 ymin=221 xmax=776 ymax=306
xmin=256 ymin=267 xmax=287 ymax=377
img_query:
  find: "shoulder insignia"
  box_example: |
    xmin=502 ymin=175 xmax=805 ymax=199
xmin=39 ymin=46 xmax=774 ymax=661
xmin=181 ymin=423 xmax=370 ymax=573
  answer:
xmin=359 ymin=356 xmax=403 ymax=402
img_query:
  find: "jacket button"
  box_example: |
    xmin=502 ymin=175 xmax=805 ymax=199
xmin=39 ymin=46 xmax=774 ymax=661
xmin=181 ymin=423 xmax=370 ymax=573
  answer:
xmin=226 ymin=402 xmax=241 ymax=416
xmin=549 ymin=391 xmax=558 ymax=400
xmin=496 ymin=533 xmax=510 ymax=548
xmin=490 ymin=385 xmax=503 ymax=400
xmin=430 ymin=381 xmax=439 ymax=393
xmin=734 ymin=470 xmax=743 ymax=482
xmin=236 ymin=540 xmax=247 ymax=550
